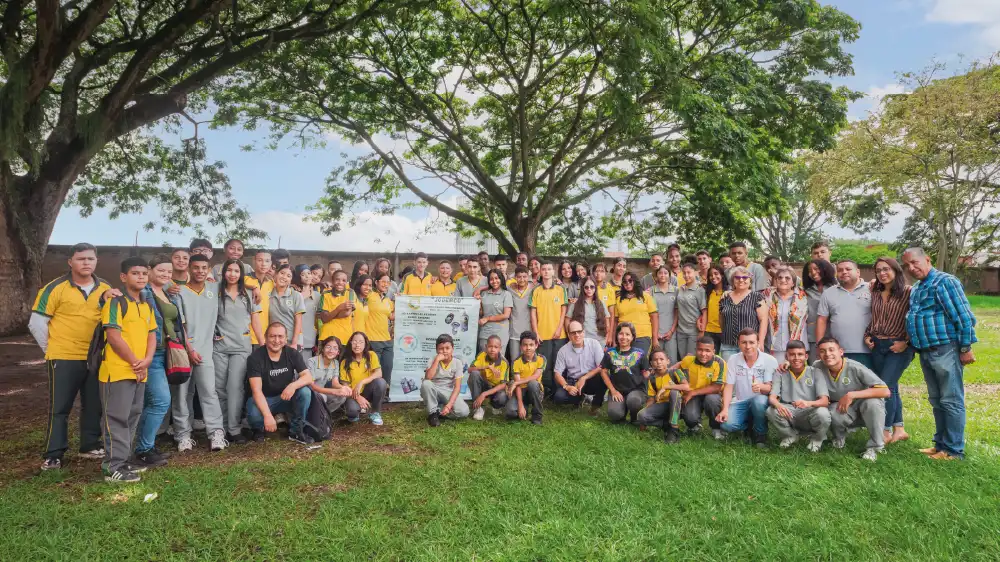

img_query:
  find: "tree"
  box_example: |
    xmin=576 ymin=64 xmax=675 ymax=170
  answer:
xmin=810 ymin=56 xmax=1000 ymax=273
xmin=226 ymin=0 xmax=860 ymax=258
xmin=0 ymin=0 xmax=391 ymax=334
xmin=752 ymin=160 xmax=828 ymax=261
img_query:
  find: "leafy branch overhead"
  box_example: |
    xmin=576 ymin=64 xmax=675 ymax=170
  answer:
xmin=223 ymin=0 xmax=861 ymax=255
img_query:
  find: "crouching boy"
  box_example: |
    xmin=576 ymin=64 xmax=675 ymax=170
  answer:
xmin=421 ymin=334 xmax=470 ymax=426
xmin=507 ymin=331 xmax=545 ymax=425
xmin=468 ymin=335 xmax=510 ymax=420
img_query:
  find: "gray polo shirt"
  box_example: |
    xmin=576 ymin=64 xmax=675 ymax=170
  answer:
xmin=180 ymin=282 xmax=220 ymax=353
xmin=479 ymin=289 xmax=514 ymax=338
xmin=770 ymin=365 xmax=829 ymax=404
xmin=676 ymin=284 xmax=707 ymax=335
xmin=300 ymin=289 xmax=321 ymax=349
xmin=582 ymin=300 xmax=609 ymax=342
xmin=428 ymin=357 xmax=465 ymax=390
xmin=211 ymin=261 xmax=254 ymax=280
xmin=508 ymin=284 xmax=534 ymax=339
xmin=650 ymin=285 xmax=678 ymax=338
xmin=554 ymin=338 xmax=604 ymax=383
xmin=817 ymin=282 xmax=872 ymax=354
xmin=804 ymin=285 xmax=829 ymax=343
xmin=268 ymin=287 xmax=306 ymax=340
xmin=813 ymin=358 xmax=886 ymax=402
xmin=308 ymin=355 xmax=339 ymax=388
xmin=214 ymin=288 xmax=260 ymax=354
xmin=456 ymin=275 xmax=488 ymax=298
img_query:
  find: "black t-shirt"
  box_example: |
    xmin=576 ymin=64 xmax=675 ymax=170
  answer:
xmin=600 ymin=347 xmax=649 ymax=394
xmin=247 ymin=346 xmax=308 ymax=397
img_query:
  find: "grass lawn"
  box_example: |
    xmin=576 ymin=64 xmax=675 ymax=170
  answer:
xmin=2 ymin=299 xmax=1000 ymax=560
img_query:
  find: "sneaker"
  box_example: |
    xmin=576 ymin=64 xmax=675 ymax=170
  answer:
xmin=347 ymin=416 xmax=360 ymax=423
xmin=150 ymin=446 xmax=171 ymax=459
xmin=428 ymin=412 xmax=441 ymax=427
xmin=779 ymin=436 xmax=799 ymax=449
xmin=40 ymin=457 xmax=62 ymax=471
xmin=754 ymin=432 xmax=769 ymax=449
xmin=472 ymin=407 xmax=485 ymax=421
xmin=688 ymin=423 xmax=703 ymax=435
xmin=132 ymin=449 xmax=168 ymax=468
xmin=712 ymin=429 xmax=727 ymax=441
xmin=531 ymin=414 xmax=543 ymax=426
xmin=832 ymin=436 xmax=846 ymax=449
xmin=126 ymin=464 xmax=148 ymax=473
xmin=664 ymin=428 xmax=680 ymax=444
xmin=78 ymin=448 xmax=105 ymax=459
xmin=491 ymin=407 xmax=502 ymax=416
xmin=104 ymin=469 xmax=141 ymax=483
xmin=229 ymin=432 xmax=248 ymax=445
xmin=806 ymin=439 xmax=824 ymax=453
xmin=861 ymin=448 xmax=880 ymax=462
xmin=209 ymin=429 xmax=228 ymax=451
xmin=369 ymin=413 xmax=384 ymax=426
xmin=582 ymin=394 xmax=594 ymax=406
xmin=192 ymin=419 xmax=206 ymax=431
xmin=288 ymin=430 xmax=315 ymax=445
xmin=176 ymin=437 xmax=196 ymax=452
xmin=252 ymin=428 xmax=266 ymax=442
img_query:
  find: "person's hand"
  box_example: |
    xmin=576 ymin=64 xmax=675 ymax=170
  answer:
xmin=435 ymin=352 xmax=447 ymax=363
xmin=650 ymin=340 xmax=660 ymax=351
xmin=441 ymin=403 xmax=453 ymax=416
xmin=751 ymin=382 xmax=762 ymax=394
xmin=552 ymin=329 xmax=562 ymax=340
xmin=167 ymin=284 xmax=182 ymax=296
xmin=775 ymin=404 xmax=793 ymax=420
xmin=697 ymin=318 xmax=706 ymax=332
xmin=574 ymin=379 xmax=586 ymax=393
xmin=664 ymin=330 xmax=674 ymax=341
xmin=681 ymin=392 xmax=693 ymax=405
xmin=655 ymin=388 xmax=667 ymax=403
xmin=345 ymin=301 xmax=355 ymax=312
xmin=472 ymin=395 xmax=485 ymax=409
xmin=791 ymin=399 xmax=809 ymax=409
xmin=864 ymin=336 xmax=875 ymax=350
xmin=837 ymin=392 xmax=854 ymax=413
xmin=189 ymin=349 xmax=203 ymax=366
xmin=479 ymin=317 xmax=489 ymax=326
xmin=352 ymin=385 xmax=364 ymax=401
xmin=252 ymin=287 xmax=262 ymax=304
xmin=777 ymin=361 xmax=790 ymax=373
xmin=568 ymin=298 xmax=578 ymax=304
xmin=102 ymin=288 xmax=123 ymax=300
xmin=889 ymin=340 xmax=908 ymax=353
xmin=281 ymin=386 xmax=295 ymax=401
xmin=517 ymin=405 xmax=527 ymax=420
xmin=611 ymin=390 xmax=624 ymax=402
xmin=960 ymin=349 xmax=976 ymax=366
xmin=716 ymin=410 xmax=728 ymax=424
xmin=136 ymin=369 xmax=148 ymax=383
xmin=264 ymin=415 xmax=278 ymax=432
xmin=605 ymin=336 xmax=613 ymax=347
xmin=565 ymin=385 xmax=580 ymax=396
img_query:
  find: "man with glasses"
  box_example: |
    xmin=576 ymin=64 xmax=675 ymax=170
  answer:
xmin=553 ymin=321 xmax=607 ymax=416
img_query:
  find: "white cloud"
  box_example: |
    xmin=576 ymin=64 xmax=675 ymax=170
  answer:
xmin=925 ymin=0 xmax=1000 ymax=47
xmin=866 ymin=82 xmax=906 ymax=101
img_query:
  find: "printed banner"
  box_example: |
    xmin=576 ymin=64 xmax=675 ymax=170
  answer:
xmin=391 ymin=295 xmax=481 ymax=402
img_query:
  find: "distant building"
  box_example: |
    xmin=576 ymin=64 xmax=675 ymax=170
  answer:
xmin=454 ymin=196 xmax=499 ymax=255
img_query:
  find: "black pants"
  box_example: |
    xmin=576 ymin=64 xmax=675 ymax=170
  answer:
xmin=44 ymin=360 xmax=102 ymax=459
xmin=706 ymin=332 xmax=723 ymax=354
xmin=552 ymin=376 xmax=608 ymax=408
xmin=538 ymin=338 xmax=567 ymax=398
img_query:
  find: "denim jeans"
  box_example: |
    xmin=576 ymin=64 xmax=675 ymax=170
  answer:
xmin=720 ymin=344 xmax=739 ymax=361
xmin=872 ymin=338 xmax=915 ymax=429
xmin=919 ymin=344 xmax=966 ymax=458
xmin=245 ymin=387 xmax=312 ymax=433
xmin=720 ymin=394 xmax=769 ymax=436
xmin=135 ymin=350 xmax=169 ymax=453
xmin=845 ymin=352 xmax=874 ymax=370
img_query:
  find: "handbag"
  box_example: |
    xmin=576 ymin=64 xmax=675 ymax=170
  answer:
xmin=164 ymin=336 xmax=192 ymax=384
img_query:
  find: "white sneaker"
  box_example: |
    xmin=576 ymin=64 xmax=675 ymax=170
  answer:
xmin=779 ymin=436 xmax=798 ymax=449
xmin=273 ymin=413 xmax=288 ymax=425
xmin=176 ymin=437 xmax=196 ymax=453
xmin=832 ymin=437 xmax=846 ymax=449
xmin=712 ymin=429 xmax=726 ymax=441
xmin=472 ymin=407 xmax=485 ymax=421
xmin=861 ymin=448 xmax=879 ymax=462
xmin=192 ymin=419 xmax=206 ymax=431
xmin=807 ymin=439 xmax=824 ymax=453
xmin=78 ymin=448 xmax=105 ymax=459
xmin=492 ymin=408 xmax=502 ymax=416
xmin=209 ymin=429 xmax=228 ymax=451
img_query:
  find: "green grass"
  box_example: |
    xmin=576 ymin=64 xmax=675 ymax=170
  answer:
xmin=900 ymin=295 xmax=1000 ymax=385
xmin=3 ymin=300 xmax=1000 ymax=561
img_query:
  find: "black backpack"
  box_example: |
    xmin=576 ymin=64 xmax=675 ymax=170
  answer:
xmin=303 ymin=389 xmax=332 ymax=442
xmin=86 ymin=296 xmax=128 ymax=377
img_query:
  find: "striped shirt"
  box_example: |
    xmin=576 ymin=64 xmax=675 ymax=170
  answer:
xmin=719 ymin=291 xmax=765 ymax=347
xmin=906 ymin=268 xmax=977 ymax=349
xmin=866 ymin=282 xmax=911 ymax=340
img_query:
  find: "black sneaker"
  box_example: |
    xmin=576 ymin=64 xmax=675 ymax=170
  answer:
xmin=126 ymin=464 xmax=149 ymax=473
xmin=664 ymin=428 xmax=680 ymax=444
xmin=229 ymin=432 xmax=249 ymax=445
xmin=252 ymin=428 xmax=266 ymax=442
xmin=428 ymin=412 xmax=441 ymax=427
xmin=531 ymin=414 xmax=543 ymax=426
xmin=288 ymin=430 xmax=315 ymax=445
xmin=132 ymin=449 xmax=168 ymax=468
xmin=104 ymin=468 xmax=141 ymax=483
xmin=150 ymin=446 xmax=171 ymax=460
xmin=754 ymin=431 xmax=769 ymax=449
xmin=40 ymin=457 xmax=62 ymax=471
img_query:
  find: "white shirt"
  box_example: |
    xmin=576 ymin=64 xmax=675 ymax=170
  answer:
xmin=726 ymin=351 xmax=779 ymax=403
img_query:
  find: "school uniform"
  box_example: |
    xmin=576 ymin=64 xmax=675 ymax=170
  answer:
xmin=455 ymin=275 xmax=488 ymax=298
xmin=401 ymin=272 xmax=433 ymax=296
xmin=318 ymin=289 xmax=356 ymax=345
xmin=817 ymin=359 xmax=888 ymax=450
xmin=173 ymin=283 xmax=224 ymax=441
xmin=429 ymin=279 xmax=457 ymax=297
xmin=307 ymin=355 xmax=347 ymax=417
xmin=268 ymin=286 xmax=306 ymax=347
xmin=468 ymin=353 xmax=510 ymax=409
xmin=507 ymin=355 xmax=545 ymax=421
xmin=478 ymin=289 xmax=514 ymax=354
xmin=299 ymin=288 xmax=321 ymax=359
xmin=420 ymin=357 xmax=470 ymax=419
xmin=614 ymin=293 xmax=658 ymax=355
xmin=767 ymin=366 xmax=832 ymax=442
xmin=243 ymin=277 xmax=273 ymax=347
xmin=366 ymin=292 xmax=395 ymax=388
xmin=677 ymin=355 xmax=726 ymax=429
xmin=650 ymin=284 xmax=679 ymax=363
xmin=675 ymin=284 xmax=707 ymax=358
xmin=636 ymin=369 xmax=687 ymax=429
xmin=212 ymin=289 xmax=261 ymax=437
xmin=340 ymin=351 xmax=387 ymax=420
xmin=529 ymin=283 xmax=568 ymax=396
xmin=507 ymin=284 xmax=534 ymax=361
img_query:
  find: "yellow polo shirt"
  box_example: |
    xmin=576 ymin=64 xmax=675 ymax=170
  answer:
xmin=32 ymin=275 xmax=111 ymax=360
xmin=99 ymin=296 xmax=157 ymax=383
xmin=706 ymin=288 xmax=723 ymax=333
xmin=512 ymin=354 xmax=546 ymax=393
xmin=528 ymin=283 xmax=567 ymax=341
xmin=647 ymin=369 xmax=688 ymax=403
xmin=339 ymin=351 xmax=381 ymax=390
xmin=401 ymin=272 xmax=433 ymax=296
xmin=366 ymin=292 xmax=394 ymax=343
xmin=244 ymin=277 xmax=273 ymax=345
xmin=430 ymin=280 xmax=457 ymax=296
xmin=319 ymin=289 xmax=356 ymax=345
xmin=615 ymin=293 xmax=657 ymax=338
xmin=473 ymin=352 xmax=510 ymax=386
xmin=680 ymin=355 xmax=727 ymax=390
xmin=352 ymin=296 xmax=370 ymax=337
xmin=597 ymin=282 xmax=619 ymax=311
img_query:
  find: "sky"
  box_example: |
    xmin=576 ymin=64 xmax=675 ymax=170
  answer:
xmin=50 ymin=0 xmax=1000 ymax=253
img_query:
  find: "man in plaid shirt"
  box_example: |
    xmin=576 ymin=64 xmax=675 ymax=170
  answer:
xmin=902 ymin=248 xmax=977 ymax=460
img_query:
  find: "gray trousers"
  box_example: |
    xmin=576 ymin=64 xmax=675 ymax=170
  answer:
xmin=656 ymin=335 xmax=680 ymax=364
xmin=100 ymin=380 xmax=145 ymax=473
xmin=767 ymin=404 xmax=832 ymax=441
xmin=346 ymin=378 xmax=388 ymax=419
xmin=318 ymin=393 xmax=348 ymax=419
xmin=508 ymin=337 xmax=522 ymax=364
xmin=675 ymin=332 xmax=699 ymax=359
xmin=420 ymin=380 xmax=470 ymax=418
xmin=478 ymin=334 xmax=510 ymax=359
xmin=171 ymin=349 xmax=224 ymax=440
xmin=681 ymin=394 xmax=723 ymax=429
xmin=636 ymin=391 xmax=683 ymax=428
xmin=44 ymin=359 xmax=102 ymax=459
xmin=830 ymin=398 xmax=886 ymax=449
xmin=608 ymin=389 xmax=647 ymax=423
xmin=213 ymin=350 xmax=250 ymax=436
xmin=467 ymin=372 xmax=509 ymax=408
xmin=505 ymin=381 xmax=544 ymax=419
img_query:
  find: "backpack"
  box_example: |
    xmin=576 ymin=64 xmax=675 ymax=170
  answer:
xmin=87 ymin=296 xmax=128 ymax=377
xmin=303 ymin=389 xmax=332 ymax=442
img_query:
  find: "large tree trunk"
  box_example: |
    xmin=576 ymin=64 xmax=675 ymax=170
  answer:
xmin=509 ymin=219 xmax=537 ymax=256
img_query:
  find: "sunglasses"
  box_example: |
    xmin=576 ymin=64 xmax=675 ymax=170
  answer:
xmin=583 ymin=285 xmax=596 ymax=290
xmin=734 ymin=275 xmax=751 ymax=281
xmin=569 ymin=329 xmax=584 ymax=335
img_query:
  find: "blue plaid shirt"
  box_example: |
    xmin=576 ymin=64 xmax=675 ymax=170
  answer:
xmin=906 ymin=268 xmax=977 ymax=350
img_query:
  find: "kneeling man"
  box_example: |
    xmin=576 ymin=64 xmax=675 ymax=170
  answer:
xmin=246 ymin=323 xmax=315 ymax=444
xmin=717 ymin=328 xmax=776 ymax=448
xmin=552 ymin=321 xmax=606 ymax=414
xmin=767 ymin=340 xmax=830 ymax=452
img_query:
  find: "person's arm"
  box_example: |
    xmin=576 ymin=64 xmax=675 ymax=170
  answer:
xmin=697 ymin=309 xmax=707 ymax=335
xmin=685 ymin=383 xmax=722 ymax=398
xmin=292 ymin=313 xmax=303 ymax=350
xmin=250 ymin=312 xmax=264 ymax=345
xmin=717 ymin=383 xmax=735 ymax=423
xmin=554 ymin=304 xmax=567 ymax=340
xmin=530 ymin=308 xmax=539 ymax=336
xmin=425 ymin=355 xmax=441 ymax=380
xmin=666 ymin=306 xmax=678 ymax=338
xmin=512 ymin=367 xmax=542 ymax=387
xmin=937 ymin=277 xmax=978 ymax=348
xmin=28 ymin=313 xmax=50 ymax=352
xmin=554 ymin=370 xmax=570 ymax=391
xmin=248 ymin=377 xmax=277 ymax=431
xmin=358 ymin=367 xmax=383 ymax=389
xmin=814 ymin=316 xmax=828 ymax=344
xmin=444 ymin=377 xmax=463 ymax=412
xmin=649 ymin=310 xmax=659 ymax=347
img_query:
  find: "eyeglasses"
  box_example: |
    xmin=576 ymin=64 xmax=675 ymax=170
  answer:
xmin=569 ymin=329 xmax=584 ymax=335
xmin=623 ymin=279 xmax=634 ymax=284
xmin=875 ymin=267 xmax=892 ymax=274
xmin=583 ymin=285 xmax=596 ymax=290
xmin=734 ymin=275 xmax=751 ymax=281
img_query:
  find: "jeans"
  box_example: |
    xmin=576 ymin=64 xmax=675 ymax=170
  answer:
xmin=720 ymin=395 xmax=769 ymax=436
xmin=720 ymin=344 xmax=739 ymax=361
xmin=245 ymin=387 xmax=312 ymax=433
xmin=845 ymin=352 xmax=874 ymax=370
xmin=346 ymin=378 xmax=388 ymax=419
xmin=371 ymin=341 xmax=394 ymax=388
xmin=919 ymin=344 xmax=966 ymax=458
xmin=135 ymin=350 xmax=170 ymax=453
xmin=871 ymin=338 xmax=915 ymax=429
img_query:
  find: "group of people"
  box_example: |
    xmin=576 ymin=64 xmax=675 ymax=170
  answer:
xmin=30 ymin=238 xmax=978 ymax=483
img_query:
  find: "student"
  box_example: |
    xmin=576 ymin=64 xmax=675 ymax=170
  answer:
xmin=477 ymin=251 xmax=491 ymax=274
xmin=704 ymin=265 xmax=729 ymax=352
xmin=636 ymin=349 xmax=689 ymax=444
xmin=325 ymin=260 xmax=343 ymax=289
xmin=507 ymin=331 xmax=545 ymax=424
xmin=529 ymin=256 xmax=542 ymax=282
xmin=349 ymin=260 xmax=369 ymax=287
xmin=401 ymin=252 xmax=433 ymax=296
xmin=610 ymin=257 xmax=627 ymax=287
xmin=763 ymin=255 xmax=782 ymax=288
xmin=171 ymin=248 xmax=190 ymax=285
xmin=478 ymin=270 xmax=513 ymax=354
xmin=294 ymin=265 xmax=321 ymax=360
xmin=529 ymin=261 xmax=568 ymax=395
xmin=667 ymin=337 xmax=726 ymax=437
xmin=574 ymin=262 xmax=589 ymax=282
xmin=716 ymin=329 xmax=776 ymax=448
xmin=553 ymin=321 xmax=606 ymax=415
xmin=351 ymin=274 xmax=373 ymax=338
xmin=666 ymin=244 xmax=686 ymax=286
xmin=640 ymin=253 xmax=665 ymax=291
xmin=245 ymin=323 xmax=315 ymax=444
xmin=766 ymin=341 xmax=831 ymax=452
xmin=173 ymin=254 xmax=228 ymax=452
xmin=272 ymin=249 xmax=291 ymax=268
xmin=468 ymin=335 xmax=510 ymax=420
xmin=308 ymin=337 xmax=350 ymax=419
xmin=649 ymin=266 xmax=679 ymax=363
xmin=309 ymin=264 xmax=326 ymax=289
xmin=30 ymin=243 xmax=111 ymax=470
xmin=335 ymin=331 xmax=387 ymax=425
xmin=212 ymin=238 xmax=254 ymax=279
xmin=368 ymin=272 xmax=396 ymax=394
xmin=430 ymin=261 xmax=457 ymax=296
xmin=803 ymin=259 xmax=837 ymax=362
xmin=456 ymin=259 xmax=487 ymax=297
xmin=600 ymin=322 xmax=649 ymax=424
xmin=213 ymin=259 xmax=263 ymax=445
xmin=515 ymin=252 xmax=529 ymax=269
xmin=695 ymin=250 xmax=712 ymax=284
xmin=675 ymin=263 xmax=707 ymax=358
xmin=558 ymin=260 xmax=579 ymax=302
xmin=455 ymin=256 xmax=469 ymax=281
xmin=267 ymin=264 xmax=306 ymax=353
xmin=816 ymin=260 xmax=873 ymax=368
xmin=189 ymin=239 xmax=215 ymax=280
xmin=592 ymin=262 xmax=618 ymax=320
xmin=507 ymin=266 xmax=535 ymax=361
xmin=318 ymin=270 xmax=355 ymax=346
xmin=568 ymin=277 xmax=612 ymax=347
xmin=247 ymin=250 xmax=274 ymax=347
xmin=614 ymin=272 xmax=658 ymax=355
xmin=373 ymin=258 xmax=398 ymax=301
xmin=421 ymin=334 xmax=470 ymax=426
xmin=494 ymin=255 xmax=510 ymax=278
xmin=719 ymin=255 xmax=735 ymax=273
xmin=811 ymin=241 xmax=832 ymax=262
xmin=815 ymin=337 xmax=890 ymax=461
xmin=727 ymin=242 xmax=768 ymax=291
xmin=99 ymin=257 xmax=157 ymax=483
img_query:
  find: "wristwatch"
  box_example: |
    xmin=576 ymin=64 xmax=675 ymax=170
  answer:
xmin=960 ymin=346 xmax=972 ymax=353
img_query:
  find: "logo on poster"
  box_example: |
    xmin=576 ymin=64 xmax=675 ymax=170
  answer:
xmin=399 ymin=334 xmax=419 ymax=353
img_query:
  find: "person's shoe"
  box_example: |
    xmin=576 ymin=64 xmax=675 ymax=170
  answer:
xmin=104 ymin=469 xmax=141 ymax=483
xmin=125 ymin=464 xmax=148 ymax=473
xmin=150 ymin=446 xmax=171 ymax=460
xmin=40 ymin=457 xmax=62 ymax=471
xmin=428 ymin=412 xmax=441 ymax=427
xmin=192 ymin=419 xmax=207 ymax=431
xmin=369 ymin=413 xmax=384 ymax=426
xmin=252 ymin=428 xmax=266 ymax=443
xmin=861 ymin=447 xmax=881 ymax=462
xmin=639 ymin=424 xmax=648 ymax=432
xmin=582 ymin=394 xmax=594 ymax=406
xmin=832 ymin=436 xmax=846 ymax=449
xmin=288 ymin=430 xmax=315 ymax=445
xmin=347 ymin=416 xmax=360 ymax=423
xmin=132 ymin=449 xmax=168 ymax=468
xmin=754 ymin=433 xmax=769 ymax=449
xmin=78 ymin=448 xmax=105 ymax=460
xmin=273 ymin=413 xmax=288 ymax=426
xmin=176 ymin=437 xmax=196 ymax=453
xmin=472 ymin=407 xmax=485 ymax=421
xmin=491 ymin=407 xmax=502 ymax=416
xmin=664 ymin=428 xmax=680 ymax=444
xmin=229 ymin=432 xmax=249 ymax=445
xmin=928 ymin=451 xmax=958 ymax=461
xmin=688 ymin=423 xmax=703 ymax=435
xmin=712 ymin=429 xmax=726 ymax=441
xmin=779 ymin=436 xmax=799 ymax=449
xmin=209 ymin=429 xmax=228 ymax=451
xmin=806 ymin=439 xmax=824 ymax=453
xmin=919 ymin=446 xmax=939 ymax=455
xmin=588 ymin=405 xmax=600 ymax=417
xmin=531 ymin=414 xmax=543 ymax=426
